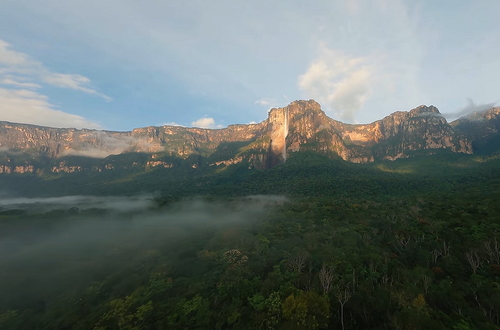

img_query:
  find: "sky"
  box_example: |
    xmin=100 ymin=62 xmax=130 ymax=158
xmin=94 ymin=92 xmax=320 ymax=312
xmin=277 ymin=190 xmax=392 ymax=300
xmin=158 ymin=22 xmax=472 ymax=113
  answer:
xmin=0 ymin=0 xmax=498 ymax=131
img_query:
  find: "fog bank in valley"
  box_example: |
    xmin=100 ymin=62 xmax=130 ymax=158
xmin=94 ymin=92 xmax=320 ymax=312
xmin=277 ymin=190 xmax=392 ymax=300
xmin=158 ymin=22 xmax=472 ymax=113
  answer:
xmin=0 ymin=194 xmax=287 ymax=311
xmin=0 ymin=195 xmax=156 ymax=213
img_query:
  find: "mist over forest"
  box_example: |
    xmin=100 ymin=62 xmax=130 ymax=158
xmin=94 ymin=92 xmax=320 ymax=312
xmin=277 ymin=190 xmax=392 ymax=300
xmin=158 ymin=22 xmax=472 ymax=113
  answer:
xmin=0 ymin=195 xmax=283 ymax=320
xmin=0 ymin=143 xmax=500 ymax=330
xmin=0 ymin=150 xmax=500 ymax=329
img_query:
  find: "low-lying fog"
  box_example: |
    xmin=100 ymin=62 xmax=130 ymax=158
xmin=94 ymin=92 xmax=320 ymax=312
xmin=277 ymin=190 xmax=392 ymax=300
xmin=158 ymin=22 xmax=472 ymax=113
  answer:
xmin=0 ymin=194 xmax=287 ymax=311
xmin=0 ymin=195 xmax=156 ymax=213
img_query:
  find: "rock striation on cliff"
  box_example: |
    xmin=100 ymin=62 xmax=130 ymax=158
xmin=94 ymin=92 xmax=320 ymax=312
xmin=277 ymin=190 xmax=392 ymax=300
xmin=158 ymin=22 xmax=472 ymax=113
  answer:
xmin=263 ymin=101 xmax=472 ymax=163
xmin=0 ymin=100 xmax=482 ymax=174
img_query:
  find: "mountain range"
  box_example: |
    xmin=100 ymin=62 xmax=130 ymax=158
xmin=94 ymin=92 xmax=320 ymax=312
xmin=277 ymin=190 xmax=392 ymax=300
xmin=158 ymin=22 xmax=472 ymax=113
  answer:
xmin=1 ymin=100 xmax=499 ymax=175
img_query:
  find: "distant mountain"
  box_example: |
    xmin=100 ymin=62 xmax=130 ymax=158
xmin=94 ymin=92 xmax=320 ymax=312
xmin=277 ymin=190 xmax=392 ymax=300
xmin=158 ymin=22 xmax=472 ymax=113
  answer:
xmin=1 ymin=100 xmax=498 ymax=175
xmin=451 ymin=107 xmax=500 ymax=155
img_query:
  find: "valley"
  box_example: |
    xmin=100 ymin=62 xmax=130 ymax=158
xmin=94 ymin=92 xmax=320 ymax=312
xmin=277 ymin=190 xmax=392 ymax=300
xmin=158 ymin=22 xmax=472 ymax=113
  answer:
xmin=0 ymin=101 xmax=500 ymax=329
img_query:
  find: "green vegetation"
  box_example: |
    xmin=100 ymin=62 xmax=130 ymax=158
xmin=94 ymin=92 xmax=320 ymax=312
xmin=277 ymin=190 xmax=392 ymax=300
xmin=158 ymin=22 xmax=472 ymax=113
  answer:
xmin=0 ymin=151 xmax=500 ymax=329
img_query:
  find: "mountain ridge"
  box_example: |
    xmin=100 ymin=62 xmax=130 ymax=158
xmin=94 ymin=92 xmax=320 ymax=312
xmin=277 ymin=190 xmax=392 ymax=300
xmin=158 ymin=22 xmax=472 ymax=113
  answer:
xmin=1 ymin=100 xmax=499 ymax=175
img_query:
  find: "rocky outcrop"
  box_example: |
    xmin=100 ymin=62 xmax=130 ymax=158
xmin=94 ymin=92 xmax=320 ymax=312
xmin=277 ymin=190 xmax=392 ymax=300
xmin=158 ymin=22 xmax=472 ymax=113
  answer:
xmin=370 ymin=105 xmax=473 ymax=160
xmin=258 ymin=101 xmax=472 ymax=163
xmin=0 ymin=100 xmax=480 ymax=174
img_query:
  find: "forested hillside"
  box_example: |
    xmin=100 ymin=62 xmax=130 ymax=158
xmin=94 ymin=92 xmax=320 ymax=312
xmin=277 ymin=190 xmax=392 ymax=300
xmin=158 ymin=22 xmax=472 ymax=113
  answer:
xmin=1 ymin=152 xmax=500 ymax=329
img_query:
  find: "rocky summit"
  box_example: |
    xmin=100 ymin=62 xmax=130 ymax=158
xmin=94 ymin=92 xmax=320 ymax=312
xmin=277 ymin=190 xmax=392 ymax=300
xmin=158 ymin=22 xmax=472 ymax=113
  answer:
xmin=0 ymin=100 xmax=499 ymax=175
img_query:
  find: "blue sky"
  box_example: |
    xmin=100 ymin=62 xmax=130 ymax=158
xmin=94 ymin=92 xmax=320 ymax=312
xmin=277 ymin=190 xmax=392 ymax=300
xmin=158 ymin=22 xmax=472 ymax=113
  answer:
xmin=0 ymin=0 xmax=498 ymax=131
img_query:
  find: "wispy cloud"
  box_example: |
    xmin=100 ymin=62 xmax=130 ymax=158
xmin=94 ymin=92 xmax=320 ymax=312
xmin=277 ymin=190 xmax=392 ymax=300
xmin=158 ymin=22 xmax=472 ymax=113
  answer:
xmin=0 ymin=75 xmax=41 ymax=89
xmin=296 ymin=0 xmax=427 ymax=123
xmin=0 ymin=87 xmax=101 ymax=129
xmin=42 ymin=73 xmax=112 ymax=101
xmin=0 ymin=40 xmax=33 ymax=66
xmin=443 ymin=99 xmax=497 ymax=120
xmin=0 ymin=39 xmax=111 ymax=101
xmin=298 ymin=45 xmax=373 ymax=122
xmin=0 ymin=39 xmax=108 ymax=128
xmin=191 ymin=117 xmax=223 ymax=129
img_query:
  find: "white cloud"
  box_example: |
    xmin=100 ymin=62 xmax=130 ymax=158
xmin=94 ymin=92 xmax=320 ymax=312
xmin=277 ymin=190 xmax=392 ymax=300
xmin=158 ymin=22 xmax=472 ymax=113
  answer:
xmin=0 ymin=76 xmax=41 ymax=89
xmin=0 ymin=87 xmax=101 ymax=129
xmin=0 ymin=39 xmax=111 ymax=128
xmin=0 ymin=39 xmax=33 ymax=66
xmin=0 ymin=39 xmax=110 ymax=101
xmin=42 ymin=73 xmax=112 ymax=101
xmin=191 ymin=117 xmax=222 ymax=129
xmin=298 ymin=45 xmax=373 ymax=122
xmin=163 ymin=122 xmax=183 ymax=127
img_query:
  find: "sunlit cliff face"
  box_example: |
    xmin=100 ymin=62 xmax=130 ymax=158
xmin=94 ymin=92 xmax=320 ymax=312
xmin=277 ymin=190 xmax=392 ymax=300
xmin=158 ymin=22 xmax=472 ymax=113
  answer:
xmin=267 ymin=107 xmax=288 ymax=163
xmin=265 ymin=101 xmax=472 ymax=164
xmin=0 ymin=100 xmax=493 ymax=174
